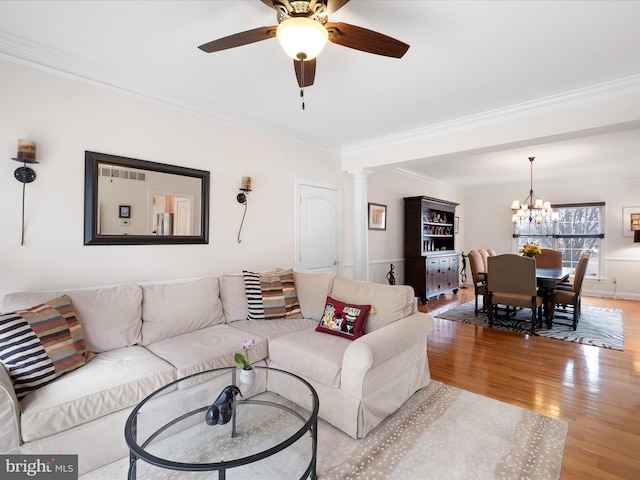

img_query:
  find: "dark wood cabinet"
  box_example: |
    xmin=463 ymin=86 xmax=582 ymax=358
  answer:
xmin=404 ymin=196 xmax=459 ymax=304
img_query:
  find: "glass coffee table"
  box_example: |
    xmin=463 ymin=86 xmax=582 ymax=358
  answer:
xmin=124 ymin=366 xmax=318 ymax=480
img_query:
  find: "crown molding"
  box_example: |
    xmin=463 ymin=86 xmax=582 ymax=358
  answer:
xmin=0 ymin=32 xmax=339 ymax=155
xmin=391 ymin=167 xmax=453 ymax=188
xmin=343 ymin=74 xmax=640 ymax=157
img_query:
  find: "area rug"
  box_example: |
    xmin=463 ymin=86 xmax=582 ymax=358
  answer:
xmin=80 ymin=381 xmax=568 ymax=480
xmin=435 ymin=300 xmax=624 ymax=350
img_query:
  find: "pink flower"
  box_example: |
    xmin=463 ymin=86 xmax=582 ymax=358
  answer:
xmin=235 ymin=338 xmax=255 ymax=370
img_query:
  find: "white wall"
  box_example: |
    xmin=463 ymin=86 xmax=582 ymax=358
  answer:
xmin=3 ymin=58 xmax=638 ymax=304
xmin=0 ymin=59 xmax=350 ymax=299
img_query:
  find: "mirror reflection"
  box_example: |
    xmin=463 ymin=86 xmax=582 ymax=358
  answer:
xmin=97 ymin=163 xmax=201 ymax=236
xmin=84 ymin=151 xmax=210 ymax=245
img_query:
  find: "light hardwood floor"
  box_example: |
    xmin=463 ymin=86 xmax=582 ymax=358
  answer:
xmin=419 ymin=287 xmax=640 ymax=480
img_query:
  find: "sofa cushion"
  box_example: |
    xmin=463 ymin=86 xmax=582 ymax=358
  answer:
xmin=219 ymin=274 xmax=248 ymax=322
xmin=19 ymin=345 xmax=175 ymax=442
xmin=243 ymin=269 xmax=302 ymax=320
xmin=293 ymin=271 xmax=336 ymax=320
xmin=140 ymin=277 xmax=225 ymax=345
xmin=145 ymin=324 xmax=269 ymax=384
xmin=3 ymin=284 xmax=143 ymax=353
xmin=228 ymin=318 xmax=317 ymax=342
xmin=269 ymin=329 xmax=350 ymax=389
xmin=0 ymin=308 xmax=85 ymax=399
xmin=330 ymin=277 xmax=417 ymax=333
xmin=315 ymin=296 xmax=371 ymax=340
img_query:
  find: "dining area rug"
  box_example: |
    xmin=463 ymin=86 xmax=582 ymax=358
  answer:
xmin=80 ymin=381 xmax=568 ymax=480
xmin=435 ymin=300 xmax=624 ymax=350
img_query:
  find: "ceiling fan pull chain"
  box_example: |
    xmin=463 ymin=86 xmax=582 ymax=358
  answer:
xmin=300 ymin=59 xmax=305 ymax=110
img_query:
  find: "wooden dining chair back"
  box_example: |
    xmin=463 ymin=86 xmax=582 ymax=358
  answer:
xmin=467 ymin=250 xmax=487 ymax=316
xmin=487 ymin=254 xmax=543 ymax=335
xmin=536 ymin=249 xmax=562 ymax=268
xmin=554 ymin=252 xmax=590 ymax=330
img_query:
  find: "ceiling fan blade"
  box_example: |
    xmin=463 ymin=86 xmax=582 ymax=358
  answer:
xmin=326 ymin=0 xmax=351 ymax=14
xmin=294 ymin=58 xmax=316 ymax=87
xmin=326 ymin=22 xmax=409 ymax=58
xmin=198 ymin=26 xmax=277 ymax=53
xmin=260 ymin=0 xmax=280 ymax=9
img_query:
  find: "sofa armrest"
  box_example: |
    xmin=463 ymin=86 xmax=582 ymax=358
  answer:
xmin=0 ymin=366 xmax=21 ymax=452
xmin=341 ymin=312 xmax=434 ymax=396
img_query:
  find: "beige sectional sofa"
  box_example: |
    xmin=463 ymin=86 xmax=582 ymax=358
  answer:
xmin=0 ymin=271 xmax=434 ymax=475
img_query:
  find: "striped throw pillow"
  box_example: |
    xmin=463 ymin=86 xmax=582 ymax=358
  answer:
xmin=0 ymin=305 xmax=85 ymax=399
xmin=43 ymin=295 xmax=87 ymax=357
xmin=278 ymin=269 xmax=303 ymax=319
xmin=243 ymin=268 xmax=302 ymax=320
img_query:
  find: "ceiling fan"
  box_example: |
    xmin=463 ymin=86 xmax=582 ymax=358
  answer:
xmin=197 ymin=0 xmax=410 ymax=89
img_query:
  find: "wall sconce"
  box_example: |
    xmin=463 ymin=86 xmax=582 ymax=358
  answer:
xmin=11 ymin=139 xmax=38 ymax=246
xmin=237 ymin=176 xmax=252 ymax=243
xmin=631 ymin=213 xmax=640 ymax=243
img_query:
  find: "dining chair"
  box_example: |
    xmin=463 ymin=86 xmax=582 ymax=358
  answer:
xmin=487 ymin=254 xmax=543 ymax=335
xmin=487 ymin=248 xmax=497 ymax=257
xmin=535 ymin=249 xmax=562 ymax=268
xmin=554 ymin=252 xmax=590 ymax=330
xmin=478 ymin=249 xmax=489 ymax=273
xmin=556 ymin=251 xmax=590 ymax=291
xmin=467 ymin=250 xmax=487 ymax=316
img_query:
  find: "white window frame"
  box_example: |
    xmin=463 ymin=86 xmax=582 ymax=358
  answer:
xmin=512 ymin=202 xmax=605 ymax=280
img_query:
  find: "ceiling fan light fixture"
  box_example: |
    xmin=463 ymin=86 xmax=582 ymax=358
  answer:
xmin=276 ymin=17 xmax=328 ymax=61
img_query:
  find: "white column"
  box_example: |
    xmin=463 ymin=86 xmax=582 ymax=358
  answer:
xmin=350 ymin=169 xmax=371 ymax=281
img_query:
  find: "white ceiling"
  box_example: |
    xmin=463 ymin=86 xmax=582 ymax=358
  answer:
xmin=1 ymin=0 xmax=639 ymax=190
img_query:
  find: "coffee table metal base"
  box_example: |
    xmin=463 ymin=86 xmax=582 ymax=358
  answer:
xmin=125 ymin=367 xmax=318 ymax=480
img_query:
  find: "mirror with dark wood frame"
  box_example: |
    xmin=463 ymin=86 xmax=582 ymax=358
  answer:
xmin=84 ymin=151 xmax=210 ymax=245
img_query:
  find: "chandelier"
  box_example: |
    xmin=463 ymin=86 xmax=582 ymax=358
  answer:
xmin=511 ymin=157 xmax=559 ymax=226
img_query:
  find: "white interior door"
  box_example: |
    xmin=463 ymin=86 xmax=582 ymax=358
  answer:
xmin=149 ymin=191 xmax=194 ymax=235
xmin=296 ymin=180 xmax=341 ymax=274
xmin=174 ymin=197 xmax=192 ymax=235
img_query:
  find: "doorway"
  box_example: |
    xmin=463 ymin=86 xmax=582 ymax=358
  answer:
xmin=296 ymin=179 xmax=342 ymax=274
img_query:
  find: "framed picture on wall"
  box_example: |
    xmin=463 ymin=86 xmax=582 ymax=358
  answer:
xmin=622 ymin=206 xmax=640 ymax=237
xmin=368 ymin=203 xmax=387 ymax=230
xmin=119 ymin=205 xmax=131 ymax=219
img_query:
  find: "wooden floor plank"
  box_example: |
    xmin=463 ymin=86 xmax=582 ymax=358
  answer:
xmin=421 ymin=287 xmax=640 ymax=480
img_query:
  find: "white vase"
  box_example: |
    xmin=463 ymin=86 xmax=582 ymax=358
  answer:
xmin=240 ymin=368 xmax=255 ymax=384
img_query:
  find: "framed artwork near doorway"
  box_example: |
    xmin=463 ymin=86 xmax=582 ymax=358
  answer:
xmin=622 ymin=206 xmax=640 ymax=237
xmin=368 ymin=203 xmax=387 ymax=230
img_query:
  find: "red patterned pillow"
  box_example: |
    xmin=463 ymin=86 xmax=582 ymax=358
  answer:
xmin=315 ymin=296 xmax=371 ymax=340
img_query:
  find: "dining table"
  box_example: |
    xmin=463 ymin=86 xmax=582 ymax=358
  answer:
xmin=536 ymin=266 xmax=573 ymax=328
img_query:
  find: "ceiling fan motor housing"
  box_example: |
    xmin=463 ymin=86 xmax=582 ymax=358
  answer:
xmin=274 ymin=1 xmax=329 ymax=24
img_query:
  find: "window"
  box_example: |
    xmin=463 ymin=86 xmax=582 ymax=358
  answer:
xmin=513 ymin=202 xmax=605 ymax=280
